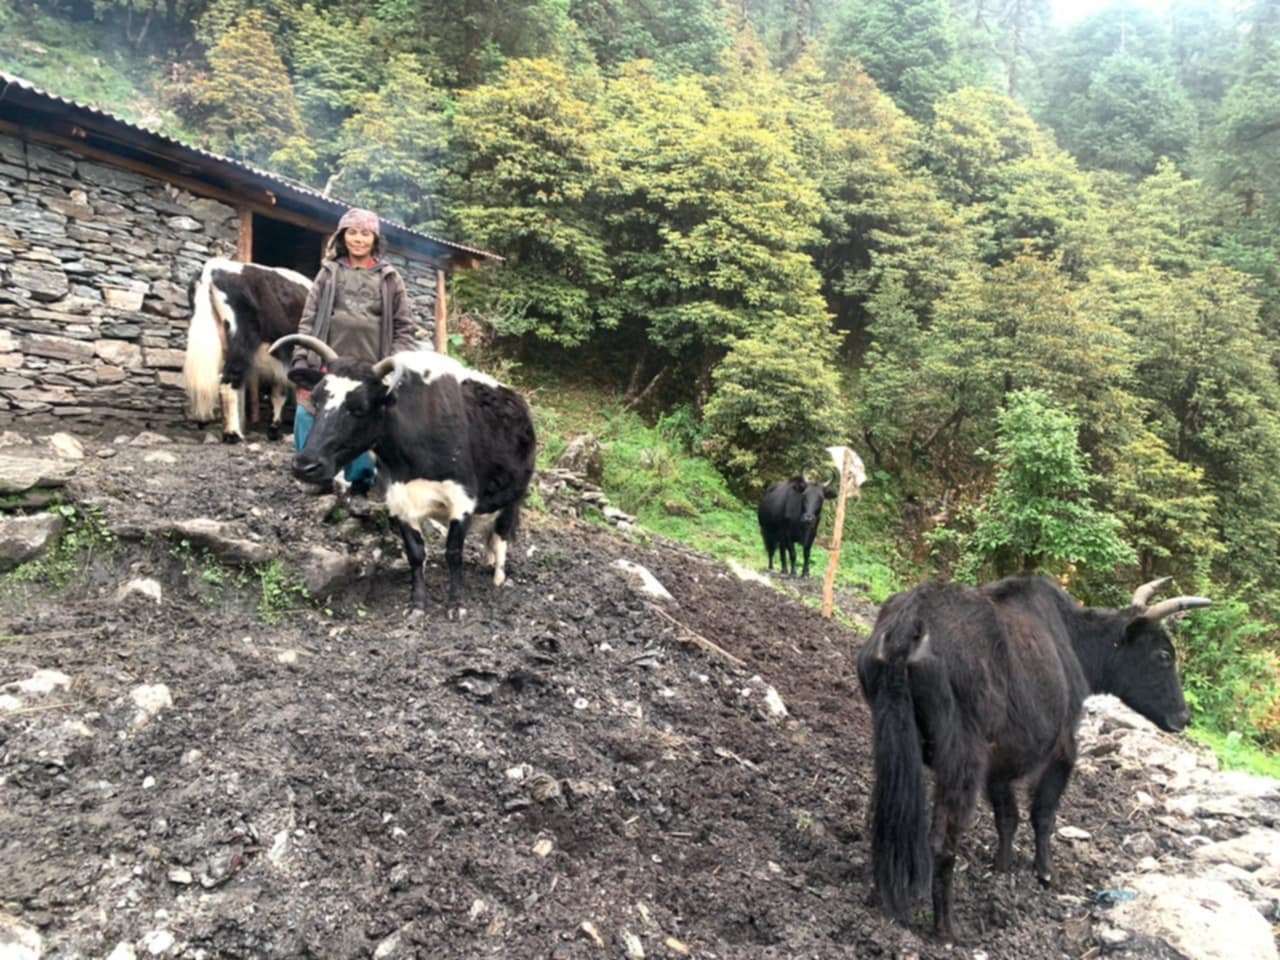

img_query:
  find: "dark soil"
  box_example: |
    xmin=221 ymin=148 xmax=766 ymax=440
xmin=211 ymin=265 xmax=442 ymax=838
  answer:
xmin=0 ymin=429 xmax=1177 ymax=958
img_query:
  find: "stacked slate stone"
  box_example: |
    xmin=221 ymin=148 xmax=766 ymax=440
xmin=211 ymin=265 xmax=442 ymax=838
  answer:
xmin=0 ymin=132 xmax=238 ymax=430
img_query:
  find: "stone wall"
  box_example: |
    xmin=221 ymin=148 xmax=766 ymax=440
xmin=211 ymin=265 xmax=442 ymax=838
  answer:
xmin=0 ymin=131 xmax=438 ymax=436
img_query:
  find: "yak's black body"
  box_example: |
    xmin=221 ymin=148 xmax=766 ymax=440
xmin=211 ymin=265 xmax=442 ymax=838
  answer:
xmin=290 ymin=350 xmax=535 ymax=612
xmin=857 ymin=576 xmax=1205 ymax=940
xmin=757 ymin=477 xmax=826 ymax=576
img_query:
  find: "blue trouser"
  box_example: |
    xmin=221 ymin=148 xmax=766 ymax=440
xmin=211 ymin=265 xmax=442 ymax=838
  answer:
xmin=293 ymin=405 xmax=376 ymax=490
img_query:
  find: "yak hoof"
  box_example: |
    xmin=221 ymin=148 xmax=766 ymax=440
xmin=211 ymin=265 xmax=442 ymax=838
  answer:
xmin=267 ymin=425 xmax=282 ymax=442
xmin=447 ymin=605 xmax=466 ymax=622
xmin=408 ymin=606 xmax=426 ymax=621
xmin=222 ymin=431 xmax=243 ymax=445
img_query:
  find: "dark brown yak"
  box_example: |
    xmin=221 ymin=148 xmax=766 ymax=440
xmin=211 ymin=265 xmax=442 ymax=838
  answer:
xmin=856 ymin=575 xmax=1211 ymax=941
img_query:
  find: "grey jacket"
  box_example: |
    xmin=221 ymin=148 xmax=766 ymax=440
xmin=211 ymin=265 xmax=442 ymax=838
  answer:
xmin=290 ymin=259 xmax=420 ymax=373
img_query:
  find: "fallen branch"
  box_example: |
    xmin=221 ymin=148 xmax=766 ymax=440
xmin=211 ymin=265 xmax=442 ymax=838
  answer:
xmin=3 ymin=700 xmax=83 ymax=716
xmin=651 ymin=606 xmax=746 ymax=667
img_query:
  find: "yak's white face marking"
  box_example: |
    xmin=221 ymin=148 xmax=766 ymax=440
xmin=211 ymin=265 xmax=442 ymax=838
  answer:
xmin=389 ymin=351 xmax=500 ymax=389
xmin=321 ymin=376 xmax=362 ymax=411
xmin=387 ymin=479 xmax=477 ymax=530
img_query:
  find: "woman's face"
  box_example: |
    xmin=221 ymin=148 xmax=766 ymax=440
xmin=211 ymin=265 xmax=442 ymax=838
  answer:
xmin=344 ymin=227 xmax=375 ymax=260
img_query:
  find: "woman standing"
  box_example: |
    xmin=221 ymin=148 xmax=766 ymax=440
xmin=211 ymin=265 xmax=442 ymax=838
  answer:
xmin=289 ymin=207 xmax=420 ymax=508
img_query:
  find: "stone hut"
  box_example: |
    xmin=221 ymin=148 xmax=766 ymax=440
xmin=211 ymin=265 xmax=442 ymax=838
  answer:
xmin=0 ymin=71 xmax=500 ymax=435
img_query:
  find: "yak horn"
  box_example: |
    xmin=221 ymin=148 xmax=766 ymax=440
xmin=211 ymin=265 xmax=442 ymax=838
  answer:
xmin=268 ymin=334 xmax=338 ymax=363
xmin=1142 ymin=596 xmax=1212 ymax=622
xmin=371 ymin=356 xmax=398 ymax=380
xmin=1131 ymin=576 xmax=1172 ymax=610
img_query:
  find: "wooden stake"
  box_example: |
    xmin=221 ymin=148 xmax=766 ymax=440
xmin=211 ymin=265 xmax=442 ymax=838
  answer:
xmin=821 ymin=448 xmax=853 ymax=619
xmin=434 ymin=268 xmax=448 ymax=353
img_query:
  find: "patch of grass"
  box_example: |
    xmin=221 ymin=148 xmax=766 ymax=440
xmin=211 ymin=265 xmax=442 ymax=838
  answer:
xmin=256 ymin=559 xmax=311 ymax=625
xmin=6 ymin=503 xmax=114 ymax=587
xmin=166 ymin=536 xmax=250 ymax=605
xmin=1187 ymin=728 xmax=1280 ymax=778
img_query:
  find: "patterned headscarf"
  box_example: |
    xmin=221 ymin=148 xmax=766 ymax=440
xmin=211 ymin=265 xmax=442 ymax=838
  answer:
xmin=337 ymin=208 xmax=380 ymax=235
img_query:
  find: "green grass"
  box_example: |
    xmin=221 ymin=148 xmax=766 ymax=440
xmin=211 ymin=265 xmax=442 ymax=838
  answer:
xmin=1187 ymin=728 xmax=1280 ymax=778
xmin=522 ymin=370 xmax=905 ymax=606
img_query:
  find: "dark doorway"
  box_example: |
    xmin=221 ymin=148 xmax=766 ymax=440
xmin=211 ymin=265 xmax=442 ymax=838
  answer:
xmin=253 ymin=215 xmax=328 ymax=277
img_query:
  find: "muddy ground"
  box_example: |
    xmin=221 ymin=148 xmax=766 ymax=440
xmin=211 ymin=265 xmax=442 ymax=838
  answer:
xmin=0 ymin=426 xmax=1194 ymax=959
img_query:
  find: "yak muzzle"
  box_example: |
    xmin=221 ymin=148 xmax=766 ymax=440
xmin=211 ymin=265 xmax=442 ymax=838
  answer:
xmin=292 ymin=454 xmax=332 ymax=485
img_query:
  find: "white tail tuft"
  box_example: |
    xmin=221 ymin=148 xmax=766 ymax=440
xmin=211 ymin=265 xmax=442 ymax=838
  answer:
xmin=182 ymin=263 xmax=226 ymax=423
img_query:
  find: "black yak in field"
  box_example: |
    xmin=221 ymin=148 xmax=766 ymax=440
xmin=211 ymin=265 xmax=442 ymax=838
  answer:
xmin=757 ymin=477 xmax=826 ymax=577
xmin=857 ymin=575 xmax=1210 ymax=941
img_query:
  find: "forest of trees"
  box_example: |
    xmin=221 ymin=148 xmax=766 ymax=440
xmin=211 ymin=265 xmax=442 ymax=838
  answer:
xmin=3 ymin=0 xmax=1280 ymax=750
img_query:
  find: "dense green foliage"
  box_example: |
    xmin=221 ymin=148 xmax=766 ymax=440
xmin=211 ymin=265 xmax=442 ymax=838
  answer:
xmin=4 ymin=0 xmax=1280 ymax=755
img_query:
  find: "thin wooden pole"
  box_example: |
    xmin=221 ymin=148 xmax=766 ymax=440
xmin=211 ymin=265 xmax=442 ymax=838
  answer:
xmin=236 ymin=207 xmax=253 ymax=262
xmin=434 ymin=268 xmax=448 ymax=353
xmin=821 ymin=448 xmax=853 ymax=619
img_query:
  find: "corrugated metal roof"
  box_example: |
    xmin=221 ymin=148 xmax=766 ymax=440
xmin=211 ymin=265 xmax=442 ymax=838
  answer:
xmin=0 ymin=70 xmax=502 ymax=266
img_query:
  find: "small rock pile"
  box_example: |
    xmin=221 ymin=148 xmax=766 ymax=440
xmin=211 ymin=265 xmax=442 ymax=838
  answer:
xmin=538 ymin=433 xmax=636 ymax=531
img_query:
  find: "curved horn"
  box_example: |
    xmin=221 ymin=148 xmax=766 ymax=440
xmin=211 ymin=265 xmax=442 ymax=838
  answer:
xmin=1131 ymin=576 xmax=1172 ymax=610
xmin=268 ymin=334 xmax=338 ymax=363
xmin=1142 ymin=596 xmax=1212 ymax=622
xmin=371 ymin=356 xmax=398 ymax=380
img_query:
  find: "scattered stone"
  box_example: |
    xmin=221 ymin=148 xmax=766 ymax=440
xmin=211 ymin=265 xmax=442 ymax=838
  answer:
xmin=0 ymin=910 xmax=43 ymax=959
xmin=1106 ymin=874 xmax=1278 ymax=960
xmin=579 ymin=921 xmax=604 ymax=948
xmin=46 ymin=431 xmax=84 ymax=459
xmin=612 ymin=559 xmax=674 ymax=601
xmin=1057 ymin=826 xmax=1091 ymax=841
xmin=12 ymin=669 xmax=71 ymax=695
xmin=130 ymin=684 xmax=172 ymax=724
xmin=0 ymin=452 xmax=79 ymax=493
xmin=117 ymin=577 xmax=162 ymax=604
xmin=140 ymin=928 xmax=175 ymax=956
xmin=532 ymin=838 xmax=554 ymax=857
xmin=620 ymin=930 xmax=645 ymax=959
xmin=0 ymin=511 xmax=67 ymax=572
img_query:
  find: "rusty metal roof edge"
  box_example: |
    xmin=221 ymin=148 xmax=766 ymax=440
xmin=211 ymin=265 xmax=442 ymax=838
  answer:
xmin=0 ymin=70 xmax=503 ymax=264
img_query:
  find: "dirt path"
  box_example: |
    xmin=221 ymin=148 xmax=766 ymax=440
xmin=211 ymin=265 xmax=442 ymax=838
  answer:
xmin=0 ymin=433 xmax=1209 ymax=958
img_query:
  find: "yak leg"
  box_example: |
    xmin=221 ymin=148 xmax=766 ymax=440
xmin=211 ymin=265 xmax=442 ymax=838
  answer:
xmin=782 ymin=539 xmax=796 ymax=576
xmin=987 ymin=775 xmax=1019 ymax=872
xmin=396 ymin=519 xmax=428 ymax=614
xmin=218 ymin=383 xmax=244 ymax=443
xmin=219 ymin=338 xmax=257 ymax=443
xmin=486 ymin=504 xmax=519 ymax=586
xmin=246 ymin=365 xmax=261 ymax=431
xmin=1030 ymin=739 xmax=1076 ymax=886
xmin=444 ymin=514 xmax=472 ymax=610
xmin=800 ymin=536 xmax=814 ymax=578
xmin=267 ymin=380 xmax=288 ymax=441
xmin=931 ymin=767 xmax=979 ymax=942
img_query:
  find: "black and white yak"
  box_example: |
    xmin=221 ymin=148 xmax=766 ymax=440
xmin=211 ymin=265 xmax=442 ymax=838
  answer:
xmin=183 ymin=258 xmax=311 ymax=442
xmin=857 ymin=575 xmax=1211 ymax=941
xmin=270 ymin=333 xmax=537 ymax=615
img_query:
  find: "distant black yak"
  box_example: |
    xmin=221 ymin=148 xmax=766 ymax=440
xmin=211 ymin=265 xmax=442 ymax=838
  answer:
xmin=757 ymin=477 xmax=826 ymax=577
xmin=857 ymin=575 xmax=1210 ymax=941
